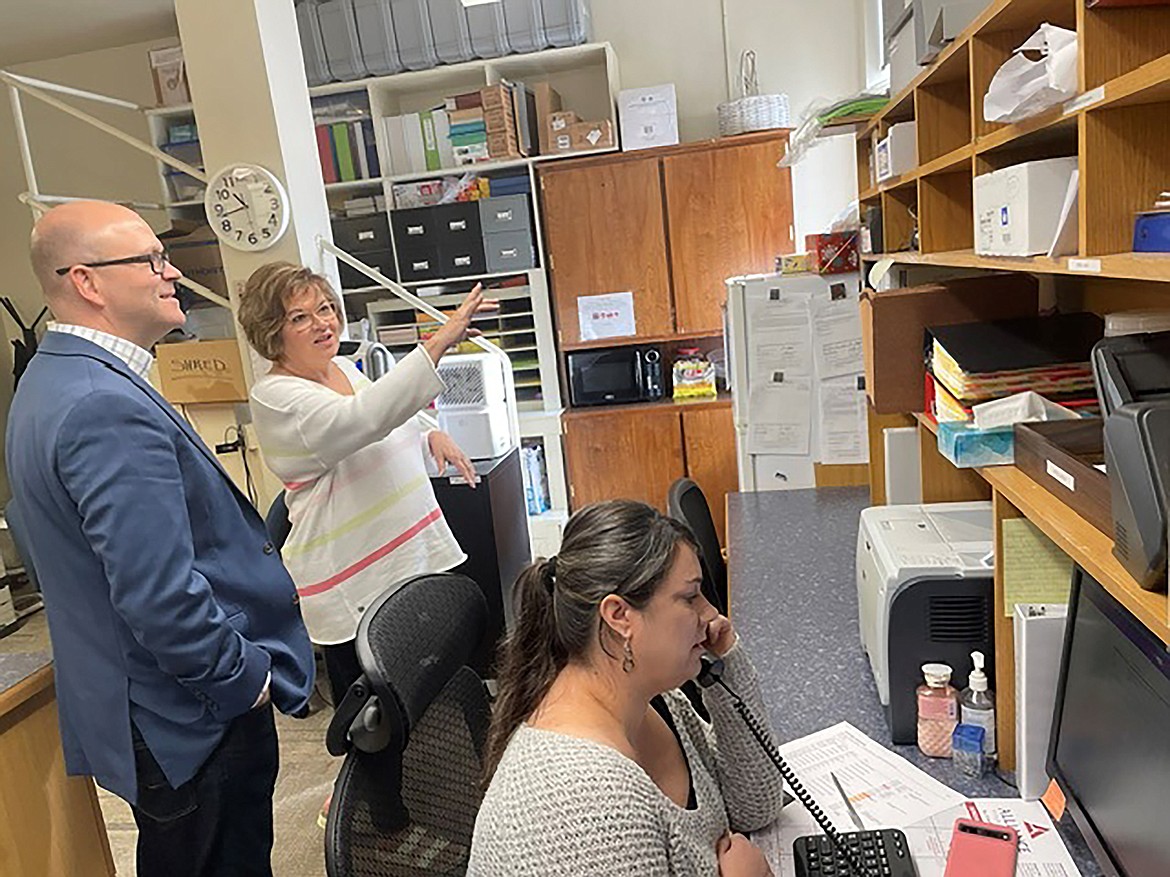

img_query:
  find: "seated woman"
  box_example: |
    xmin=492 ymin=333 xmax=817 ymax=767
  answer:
xmin=470 ymin=500 xmax=784 ymax=876
xmin=239 ymin=262 xmax=486 ymax=704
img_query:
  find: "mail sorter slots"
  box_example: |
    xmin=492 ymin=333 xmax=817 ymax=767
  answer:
xmin=856 ymin=501 xmax=996 ymax=745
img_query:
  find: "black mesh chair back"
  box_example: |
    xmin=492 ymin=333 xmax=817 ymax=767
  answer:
xmin=264 ymin=491 xmax=291 ymax=551
xmin=5 ymin=500 xmax=39 ymax=591
xmin=667 ymin=477 xmax=728 ymax=615
xmin=325 ymin=573 xmax=491 ymax=877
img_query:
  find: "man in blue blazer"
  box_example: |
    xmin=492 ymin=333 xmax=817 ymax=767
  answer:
xmin=6 ymin=200 xmax=315 ymax=876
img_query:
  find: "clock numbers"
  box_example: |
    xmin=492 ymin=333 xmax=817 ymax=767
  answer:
xmin=205 ymin=164 xmax=288 ymax=252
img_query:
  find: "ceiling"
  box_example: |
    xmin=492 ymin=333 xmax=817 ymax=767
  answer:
xmin=0 ymin=1 xmax=177 ymax=67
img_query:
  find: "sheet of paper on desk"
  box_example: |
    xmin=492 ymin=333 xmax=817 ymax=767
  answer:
xmin=1001 ymin=518 xmax=1073 ymax=617
xmin=747 ymin=379 xmax=812 ymax=455
xmin=818 ymin=376 xmax=869 ymax=465
xmin=812 ymin=297 xmax=864 ymax=379
xmin=751 ymin=722 xmax=965 ymax=876
xmin=901 ymin=798 xmax=1079 ymax=877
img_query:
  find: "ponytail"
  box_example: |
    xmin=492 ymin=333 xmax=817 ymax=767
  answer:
xmin=483 ymin=556 xmax=564 ymax=782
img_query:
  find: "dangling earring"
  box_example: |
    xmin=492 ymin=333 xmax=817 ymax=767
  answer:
xmin=622 ymin=638 xmax=636 ymax=673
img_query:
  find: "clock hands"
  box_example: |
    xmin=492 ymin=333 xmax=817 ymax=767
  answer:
xmin=233 ymin=192 xmax=248 ymax=209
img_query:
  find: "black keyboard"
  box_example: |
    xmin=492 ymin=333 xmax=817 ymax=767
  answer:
xmin=793 ymin=827 xmax=917 ymax=877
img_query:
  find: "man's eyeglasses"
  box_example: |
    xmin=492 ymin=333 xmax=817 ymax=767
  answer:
xmin=286 ymin=300 xmax=339 ymax=332
xmin=55 ymin=250 xmax=172 ymax=277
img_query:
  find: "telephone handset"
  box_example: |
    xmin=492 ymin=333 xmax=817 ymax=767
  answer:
xmin=697 ymin=657 xmax=917 ymax=877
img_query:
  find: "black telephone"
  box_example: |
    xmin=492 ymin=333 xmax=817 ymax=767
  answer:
xmin=696 ymin=657 xmax=917 ymax=877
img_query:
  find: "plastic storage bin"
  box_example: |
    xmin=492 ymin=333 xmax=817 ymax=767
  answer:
xmin=390 ymin=0 xmax=440 ymax=70
xmin=502 ymin=0 xmax=547 ymax=53
xmin=466 ymin=2 xmax=510 ymax=58
xmin=1105 ymin=309 xmax=1170 ymax=337
xmin=541 ymin=0 xmax=588 ymax=47
xmin=427 ymin=0 xmax=475 ymax=64
xmin=166 ymin=170 xmax=205 ymax=203
xmin=295 ymin=0 xmax=333 ymax=86
xmin=353 ymin=0 xmax=405 ymax=75
xmin=317 ymin=0 xmax=371 ymax=81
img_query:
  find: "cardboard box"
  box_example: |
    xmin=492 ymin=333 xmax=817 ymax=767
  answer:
xmin=569 ymin=120 xmax=615 ymax=152
xmin=534 ymin=82 xmax=563 ymax=154
xmin=875 ymin=121 xmax=917 ymax=181
xmin=973 ymin=157 xmax=1078 ymax=256
xmin=860 ymin=274 xmax=1040 ymax=413
xmin=161 ymin=222 xmax=227 ymax=298
xmin=148 ymin=46 xmax=190 ymax=108
xmin=778 ymin=253 xmax=812 ymax=274
xmin=155 ymin=339 xmax=248 ymax=405
xmin=806 ymin=232 xmax=860 ymax=275
xmin=618 ymin=84 xmax=679 ymax=151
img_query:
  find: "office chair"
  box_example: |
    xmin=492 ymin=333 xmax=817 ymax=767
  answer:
xmin=324 ymin=572 xmax=491 ymax=877
xmin=264 ymin=491 xmax=291 ymax=551
xmin=667 ymin=477 xmax=728 ymax=615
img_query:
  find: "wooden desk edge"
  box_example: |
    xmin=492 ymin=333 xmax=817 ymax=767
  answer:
xmin=0 ymin=662 xmax=54 ymax=717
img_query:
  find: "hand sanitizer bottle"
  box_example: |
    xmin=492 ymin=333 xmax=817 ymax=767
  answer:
xmin=959 ymin=650 xmax=996 ymax=762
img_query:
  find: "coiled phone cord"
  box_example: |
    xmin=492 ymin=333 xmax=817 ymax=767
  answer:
xmin=698 ymin=657 xmax=875 ymax=877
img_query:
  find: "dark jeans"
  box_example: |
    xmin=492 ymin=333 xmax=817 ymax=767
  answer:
xmin=131 ymin=704 xmax=279 ymax=877
xmin=322 ymin=638 xmax=362 ymax=706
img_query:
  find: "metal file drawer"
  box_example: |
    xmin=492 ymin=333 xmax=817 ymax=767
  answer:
xmin=333 ymin=212 xmax=391 ymax=253
xmin=390 ymin=207 xmax=438 ymax=247
xmin=432 ymin=202 xmax=483 ymax=246
xmin=478 ymin=195 xmax=531 ymax=235
xmin=484 ymin=230 xmax=535 ymax=273
xmin=339 ymin=247 xmax=395 ymax=289
xmin=439 ymin=239 xmax=487 ymax=278
xmin=395 ymin=241 xmax=441 ymax=283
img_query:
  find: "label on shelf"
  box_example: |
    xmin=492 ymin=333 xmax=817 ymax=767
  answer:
xmin=1063 ymin=86 xmax=1105 ymax=116
xmin=1046 ymin=459 xmax=1075 ymax=492
xmin=1068 ymin=258 xmax=1102 ymax=274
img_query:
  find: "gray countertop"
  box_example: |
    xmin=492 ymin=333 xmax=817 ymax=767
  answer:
xmin=0 ymin=650 xmax=52 ymax=701
xmin=726 ymin=487 xmax=1099 ymax=876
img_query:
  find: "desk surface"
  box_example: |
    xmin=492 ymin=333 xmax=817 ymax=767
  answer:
xmin=0 ymin=650 xmax=51 ymax=710
xmin=726 ymin=488 xmax=1099 ymax=876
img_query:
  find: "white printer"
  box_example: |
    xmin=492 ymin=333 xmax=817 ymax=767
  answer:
xmin=856 ymin=501 xmax=995 ymax=744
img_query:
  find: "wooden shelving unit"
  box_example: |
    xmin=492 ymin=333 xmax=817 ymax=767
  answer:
xmin=859 ymin=0 xmax=1170 ymax=772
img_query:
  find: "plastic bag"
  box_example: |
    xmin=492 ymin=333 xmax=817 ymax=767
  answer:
xmin=983 ymin=24 xmax=1077 ymax=124
xmin=778 ymin=91 xmax=888 ymax=168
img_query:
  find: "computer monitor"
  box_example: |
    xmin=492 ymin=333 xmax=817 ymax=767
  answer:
xmin=1046 ymin=566 xmax=1170 ymax=877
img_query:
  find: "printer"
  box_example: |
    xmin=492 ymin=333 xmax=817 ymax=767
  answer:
xmin=1092 ymin=331 xmax=1170 ymax=589
xmin=857 ymin=501 xmax=996 ymax=744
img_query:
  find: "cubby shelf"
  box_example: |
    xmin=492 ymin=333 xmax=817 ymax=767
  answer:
xmin=864 ymin=249 xmax=1170 ymax=283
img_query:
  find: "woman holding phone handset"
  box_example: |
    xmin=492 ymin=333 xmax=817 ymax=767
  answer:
xmin=469 ymin=500 xmax=784 ymax=876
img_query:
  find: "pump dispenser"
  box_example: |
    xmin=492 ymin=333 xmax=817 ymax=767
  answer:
xmin=959 ymin=650 xmax=996 ymax=759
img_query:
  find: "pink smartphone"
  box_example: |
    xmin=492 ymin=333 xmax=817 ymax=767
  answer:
xmin=942 ymin=819 xmax=1018 ymax=877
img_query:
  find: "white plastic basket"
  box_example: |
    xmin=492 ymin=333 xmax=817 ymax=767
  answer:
xmin=718 ymin=51 xmax=790 ymax=136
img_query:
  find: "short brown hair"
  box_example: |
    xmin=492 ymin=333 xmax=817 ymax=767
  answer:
xmin=238 ymin=262 xmax=336 ymax=361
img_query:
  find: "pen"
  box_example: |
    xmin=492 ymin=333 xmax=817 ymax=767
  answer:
xmin=830 ymin=771 xmax=866 ymax=832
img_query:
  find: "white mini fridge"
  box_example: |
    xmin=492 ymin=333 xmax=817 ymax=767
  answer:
xmin=725 ymin=272 xmax=865 ymax=492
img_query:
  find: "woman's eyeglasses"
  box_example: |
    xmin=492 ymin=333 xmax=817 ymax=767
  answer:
xmin=286 ymin=300 xmax=339 ymax=332
xmin=55 ymin=250 xmax=172 ymax=277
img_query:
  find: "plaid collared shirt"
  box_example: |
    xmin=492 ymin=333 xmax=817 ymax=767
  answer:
xmin=48 ymin=323 xmax=154 ymax=380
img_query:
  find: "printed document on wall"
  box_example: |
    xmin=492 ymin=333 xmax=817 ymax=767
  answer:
xmin=747 ymin=294 xmax=813 ymax=383
xmin=577 ymin=292 xmax=636 ymax=341
xmin=747 ymin=376 xmax=812 ymax=455
xmin=818 ymin=376 xmax=869 ymax=464
xmin=812 ymin=293 xmax=864 ymax=379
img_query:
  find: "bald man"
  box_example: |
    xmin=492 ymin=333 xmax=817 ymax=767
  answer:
xmin=6 ymin=201 xmax=314 ymax=876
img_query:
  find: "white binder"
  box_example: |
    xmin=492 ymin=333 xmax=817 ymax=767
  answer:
xmin=1013 ymin=603 xmax=1068 ymax=800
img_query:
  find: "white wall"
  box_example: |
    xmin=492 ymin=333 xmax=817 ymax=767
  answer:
xmin=0 ymin=36 xmax=178 ymax=500
xmin=591 ymin=0 xmax=867 ymax=242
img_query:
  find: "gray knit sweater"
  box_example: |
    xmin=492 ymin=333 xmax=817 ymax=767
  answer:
xmin=468 ymin=645 xmax=785 ymax=875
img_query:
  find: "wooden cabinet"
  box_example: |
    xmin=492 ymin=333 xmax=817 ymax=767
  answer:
xmin=539 ymin=157 xmax=673 ymax=347
xmin=563 ymin=401 xmax=737 ymax=546
xmin=539 ymin=131 xmax=793 ymax=350
xmin=664 ymin=139 xmax=796 ymax=335
xmin=562 ymin=406 xmax=685 ymax=510
xmin=681 ymin=406 xmax=739 ymax=547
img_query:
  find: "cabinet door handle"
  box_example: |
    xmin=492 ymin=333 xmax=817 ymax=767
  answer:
xmin=357 ymin=230 xmax=375 ymax=241
xmin=496 ymin=209 xmax=513 ymax=222
xmin=454 ymin=255 xmax=472 ymax=267
xmin=449 ymin=219 xmax=468 ymax=232
xmin=412 ymin=260 xmax=430 ymax=271
xmin=407 ymin=225 xmax=425 ymax=235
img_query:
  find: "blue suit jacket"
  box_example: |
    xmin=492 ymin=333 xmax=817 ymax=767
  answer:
xmin=5 ymin=332 xmax=315 ymax=803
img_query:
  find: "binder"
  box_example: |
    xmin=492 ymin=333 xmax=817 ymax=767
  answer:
xmin=316 ymin=125 xmax=339 ymax=183
xmin=1013 ymin=604 xmax=1068 ymax=800
xmin=420 ymin=110 xmax=441 ymax=171
xmin=927 ymin=312 xmax=1105 ymax=377
xmin=332 ymin=122 xmax=356 ymax=181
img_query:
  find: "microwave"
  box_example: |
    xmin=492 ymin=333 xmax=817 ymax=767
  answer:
xmin=567 ymin=345 xmax=665 ymax=407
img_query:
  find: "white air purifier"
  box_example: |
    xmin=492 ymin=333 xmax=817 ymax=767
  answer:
xmin=435 ymin=353 xmax=512 ymax=460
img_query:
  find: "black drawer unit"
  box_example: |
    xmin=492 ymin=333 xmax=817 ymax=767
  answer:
xmin=390 ymin=207 xmax=439 ymax=248
xmin=438 ymin=240 xmax=487 ymax=278
xmin=396 ymin=243 xmax=442 ymax=283
xmin=333 ymin=212 xmax=391 ymax=253
xmin=339 ymin=248 xmax=396 ymax=289
xmin=432 ymin=202 xmax=483 ymax=248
